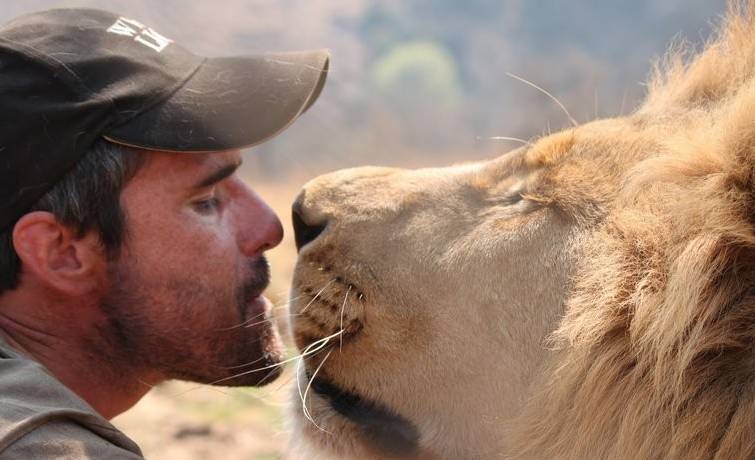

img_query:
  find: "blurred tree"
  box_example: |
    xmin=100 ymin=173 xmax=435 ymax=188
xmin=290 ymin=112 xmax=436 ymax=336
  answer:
xmin=370 ymin=41 xmax=464 ymax=150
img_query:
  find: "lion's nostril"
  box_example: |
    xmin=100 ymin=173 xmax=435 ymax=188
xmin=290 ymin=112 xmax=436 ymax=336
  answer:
xmin=292 ymin=201 xmax=327 ymax=251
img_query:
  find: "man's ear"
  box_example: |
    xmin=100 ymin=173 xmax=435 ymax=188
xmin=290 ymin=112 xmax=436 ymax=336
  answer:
xmin=12 ymin=212 xmax=106 ymax=295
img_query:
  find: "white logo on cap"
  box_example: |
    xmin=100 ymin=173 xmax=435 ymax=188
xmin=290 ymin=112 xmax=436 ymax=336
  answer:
xmin=106 ymin=17 xmax=173 ymax=53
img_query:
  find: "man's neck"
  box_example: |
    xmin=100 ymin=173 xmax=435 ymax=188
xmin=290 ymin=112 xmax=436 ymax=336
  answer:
xmin=0 ymin=290 xmax=160 ymax=419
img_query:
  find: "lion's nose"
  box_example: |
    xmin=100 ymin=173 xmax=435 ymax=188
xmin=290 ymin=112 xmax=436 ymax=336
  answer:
xmin=292 ymin=199 xmax=327 ymax=251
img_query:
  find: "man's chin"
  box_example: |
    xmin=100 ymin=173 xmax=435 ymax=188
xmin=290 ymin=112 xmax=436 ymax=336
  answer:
xmin=173 ymin=344 xmax=286 ymax=387
xmin=211 ymin=298 xmax=287 ymax=387
xmin=211 ymin=356 xmax=285 ymax=387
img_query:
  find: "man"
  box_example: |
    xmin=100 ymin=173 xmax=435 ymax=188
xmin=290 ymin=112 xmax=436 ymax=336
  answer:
xmin=0 ymin=8 xmax=328 ymax=458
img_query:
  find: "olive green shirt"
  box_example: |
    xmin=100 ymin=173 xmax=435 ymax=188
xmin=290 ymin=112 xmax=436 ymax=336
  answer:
xmin=0 ymin=337 xmax=143 ymax=458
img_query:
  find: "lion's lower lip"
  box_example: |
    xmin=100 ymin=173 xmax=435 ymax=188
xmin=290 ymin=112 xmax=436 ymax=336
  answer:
xmin=305 ymin=375 xmax=420 ymax=457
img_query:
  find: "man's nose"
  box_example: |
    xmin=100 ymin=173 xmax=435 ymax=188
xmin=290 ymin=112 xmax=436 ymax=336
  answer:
xmin=237 ymin=189 xmax=284 ymax=256
xmin=292 ymin=198 xmax=326 ymax=251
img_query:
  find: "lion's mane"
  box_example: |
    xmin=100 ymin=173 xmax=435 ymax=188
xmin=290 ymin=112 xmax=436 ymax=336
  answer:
xmin=510 ymin=3 xmax=755 ymax=458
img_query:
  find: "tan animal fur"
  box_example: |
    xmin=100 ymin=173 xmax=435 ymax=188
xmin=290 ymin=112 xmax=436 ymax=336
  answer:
xmin=287 ymin=2 xmax=755 ymax=458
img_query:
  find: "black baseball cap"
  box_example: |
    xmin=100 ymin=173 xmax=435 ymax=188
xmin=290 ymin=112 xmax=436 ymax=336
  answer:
xmin=0 ymin=8 xmax=329 ymax=231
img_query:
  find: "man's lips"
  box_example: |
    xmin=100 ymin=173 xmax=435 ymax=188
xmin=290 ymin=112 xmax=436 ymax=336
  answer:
xmin=245 ymin=294 xmax=270 ymax=320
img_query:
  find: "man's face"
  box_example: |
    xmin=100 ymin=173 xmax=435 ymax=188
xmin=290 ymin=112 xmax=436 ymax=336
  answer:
xmin=99 ymin=149 xmax=285 ymax=386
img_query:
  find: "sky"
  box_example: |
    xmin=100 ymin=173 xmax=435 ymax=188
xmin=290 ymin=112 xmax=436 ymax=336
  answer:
xmin=1 ymin=1 xmax=729 ymax=178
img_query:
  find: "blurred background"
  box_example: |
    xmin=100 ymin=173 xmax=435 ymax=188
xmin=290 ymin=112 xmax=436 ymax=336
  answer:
xmin=3 ymin=1 xmax=728 ymax=458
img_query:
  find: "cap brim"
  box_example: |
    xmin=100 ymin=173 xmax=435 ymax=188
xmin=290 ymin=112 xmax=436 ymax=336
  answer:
xmin=104 ymin=49 xmax=329 ymax=152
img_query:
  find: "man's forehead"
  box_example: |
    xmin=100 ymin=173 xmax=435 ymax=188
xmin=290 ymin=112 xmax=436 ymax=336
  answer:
xmin=130 ymin=148 xmax=243 ymax=187
xmin=140 ymin=148 xmax=241 ymax=169
xmin=203 ymin=151 xmax=243 ymax=170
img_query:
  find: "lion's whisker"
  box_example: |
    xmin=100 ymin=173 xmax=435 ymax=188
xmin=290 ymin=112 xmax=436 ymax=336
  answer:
xmin=221 ymin=330 xmax=340 ymax=374
xmin=269 ymin=287 xmax=294 ymax=298
xmin=223 ymin=355 xmax=268 ymax=370
xmin=301 ymin=349 xmax=334 ymax=434
xmin=477 ymin=135 xmax=532 ymax=146
xmin=296 ymin=333 xmax=342 ymax=429
xmin=296 ymin=335 xmax=338 ymax=424
xmin=301 ymin=279 xmax=336 ymax=313
xmin=505 ymin=72 xmax=578 ymax=127
xmin=235 ymin=385 xmax=291 ymax=409
xmin=216 ymin=294 xmax=308 ymax=332
xmin=268 ymin=294 xmax=307 ymax=311
xmin=270 ymin=368 xmax=298 ymax=393
xmin=136 ymin=378 xmax=158 ymax=390
xmin=256 ymin=367 xmax=283 ymax=387
xmin=218 ymin=295 xmax=312 ymax=332
xmin=295 ymin=349 xmax=306 ymax=422
xmin=216 ymin=309 xmax=269 ymax=331
xmin=173 ymin=331 xmax=344 ymax=397
xmin=243 ymin=313 xmax=302 ymax=329
xmin=219 ymin=368 xmax=300 ymax=409
xmin=339 ymin=286 xmax=352 ymax=352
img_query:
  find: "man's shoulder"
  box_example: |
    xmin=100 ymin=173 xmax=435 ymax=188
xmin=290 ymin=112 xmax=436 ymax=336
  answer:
xmin=0 ymin=418 xmax=143 ymax=459
xmin=0 ymin=344 xmax=143 ymax=458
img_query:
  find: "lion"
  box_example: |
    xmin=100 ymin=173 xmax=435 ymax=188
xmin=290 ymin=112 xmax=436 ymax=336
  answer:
xmin=285 ymin=2 xmax=755 ymax=459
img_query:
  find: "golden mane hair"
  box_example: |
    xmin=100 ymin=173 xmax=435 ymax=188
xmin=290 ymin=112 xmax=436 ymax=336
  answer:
xmin=510 ymin=2 xmax=755 ymax=458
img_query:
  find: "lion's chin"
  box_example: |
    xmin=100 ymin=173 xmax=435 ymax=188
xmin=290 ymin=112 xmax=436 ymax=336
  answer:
xmin=299 ymin=374 xmax=421 ymax=458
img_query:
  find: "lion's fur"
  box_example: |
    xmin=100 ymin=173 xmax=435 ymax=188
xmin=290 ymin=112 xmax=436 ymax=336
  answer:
xmin=510 ymin=3 xmax=755 ymax=458
xmin=289 ymin=2 xmax=755 ymax=459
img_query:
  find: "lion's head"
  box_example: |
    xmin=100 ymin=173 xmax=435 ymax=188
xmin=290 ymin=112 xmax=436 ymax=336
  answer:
xmin=287 ymin=3 xmax=755 ymax=459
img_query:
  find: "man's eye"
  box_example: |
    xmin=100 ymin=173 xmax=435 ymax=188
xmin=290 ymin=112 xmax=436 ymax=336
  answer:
xmin=192 ymin=197 xmax=221 ymax=214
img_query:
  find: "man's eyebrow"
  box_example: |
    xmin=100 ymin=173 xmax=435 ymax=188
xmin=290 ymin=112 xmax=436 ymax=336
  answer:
xmin=192 ymin=161 xmax=242 ymax=189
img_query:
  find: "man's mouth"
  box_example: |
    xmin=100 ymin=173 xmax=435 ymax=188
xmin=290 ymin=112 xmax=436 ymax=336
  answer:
xmin=245 ymin=294 xmax=270 ymax=320
xmin=237 ymin=256 xmax=272 ymax=320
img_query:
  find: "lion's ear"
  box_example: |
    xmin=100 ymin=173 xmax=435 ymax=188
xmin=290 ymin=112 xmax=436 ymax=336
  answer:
xmin=641 ymin=1 xmax=755 ymax=114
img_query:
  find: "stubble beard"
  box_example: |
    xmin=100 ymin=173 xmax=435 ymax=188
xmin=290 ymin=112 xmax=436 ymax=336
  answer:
xmin=94 ymin=256 xmax=284 ymax=387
